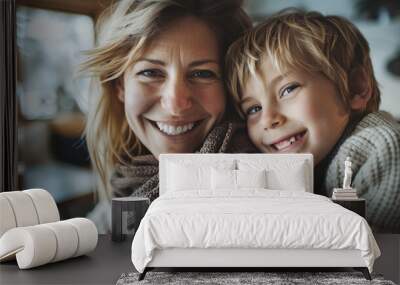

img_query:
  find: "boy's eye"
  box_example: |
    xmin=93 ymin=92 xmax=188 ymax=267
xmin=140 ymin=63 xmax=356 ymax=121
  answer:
xmin=137 ymin=69 xmax=165 ymax=78
xmin=190 ymin=70 xmax=219 ymax=80
xmin=246 ymin=105 xmax=262 ymax=116
xmin=280 ymin=83 xmax=300 ymax=98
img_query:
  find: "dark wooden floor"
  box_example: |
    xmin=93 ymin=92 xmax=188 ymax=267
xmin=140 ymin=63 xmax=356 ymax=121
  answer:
xmin=0 ymin=234 xmax=398 ymax=284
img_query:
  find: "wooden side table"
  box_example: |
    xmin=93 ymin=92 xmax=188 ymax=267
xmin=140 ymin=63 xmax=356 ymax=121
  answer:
xmin=112 ymin=197 xmax=150 ymax=242
xmin=331 ymin=198 xmax=366 ymax=218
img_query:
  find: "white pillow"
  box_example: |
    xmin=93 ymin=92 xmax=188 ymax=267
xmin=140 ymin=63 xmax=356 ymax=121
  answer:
xmin=167 ymin=162 xmax=210 ymax=191
xmin=266 ymin=162 xmax=307 ymax=191
xmin=211 ymin=168 xmax=236 ymax=190
xmin=236 ymin=169 xmax=267 ymax=188
xmin=211 ymin=168 xmax=267 ymax=191
xmin=238 ymin=159 xmax=309 ymax=192
xmin=167 ymin=160 xmax=236 ymax=192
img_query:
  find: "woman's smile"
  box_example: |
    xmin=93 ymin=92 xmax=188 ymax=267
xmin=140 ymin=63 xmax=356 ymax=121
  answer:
xmin=147 ymin=118 xmax=205 ymax=136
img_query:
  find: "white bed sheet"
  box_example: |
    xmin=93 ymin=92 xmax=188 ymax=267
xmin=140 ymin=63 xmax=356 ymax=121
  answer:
xmin=131 ymin=190 xmax=380 ymax=273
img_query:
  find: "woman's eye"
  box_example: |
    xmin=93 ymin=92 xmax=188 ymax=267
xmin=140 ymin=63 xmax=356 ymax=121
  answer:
xmin=246 ymin=105 xmax=262 ymax=116
xmin=280 ymin=84 xmax=300 ymax=98
xmin=190 ymin=70 xmax=218 ymax=80
xmin=137 ymin=69 xmax=164 ymax=78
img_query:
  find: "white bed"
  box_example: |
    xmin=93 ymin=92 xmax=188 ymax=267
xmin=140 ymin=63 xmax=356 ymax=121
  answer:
xmin=131 ymin=154 xmax=380 ymax=280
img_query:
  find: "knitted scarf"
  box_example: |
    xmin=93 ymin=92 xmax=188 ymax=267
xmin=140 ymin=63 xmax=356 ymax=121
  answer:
xmin=110 ymin=121 xmax=256 ymax=201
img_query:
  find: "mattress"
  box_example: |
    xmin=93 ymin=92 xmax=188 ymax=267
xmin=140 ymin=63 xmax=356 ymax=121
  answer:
xmin=131 ymin=190 xmax=380 ymax=273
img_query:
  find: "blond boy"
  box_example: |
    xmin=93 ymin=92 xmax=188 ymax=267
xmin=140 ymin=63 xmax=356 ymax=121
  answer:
xmin=226 ymin=10 xmax=400 ymax=232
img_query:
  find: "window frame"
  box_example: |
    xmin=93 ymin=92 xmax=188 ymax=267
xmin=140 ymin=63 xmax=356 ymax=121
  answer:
xmin=1 ymin=0 xmax=107 ymax=192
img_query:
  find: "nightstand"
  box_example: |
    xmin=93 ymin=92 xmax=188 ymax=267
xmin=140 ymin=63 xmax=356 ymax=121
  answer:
xmin=331 ymin=198 xmax=366 ymax=218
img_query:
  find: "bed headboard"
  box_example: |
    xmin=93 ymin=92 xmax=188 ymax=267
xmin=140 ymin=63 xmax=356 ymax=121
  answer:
xmin=159 ymin=153 xmax=313 ymax=195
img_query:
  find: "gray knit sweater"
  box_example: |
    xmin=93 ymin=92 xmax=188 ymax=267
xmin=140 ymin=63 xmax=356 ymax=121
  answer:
xmin=316 ymin=111 xmax=400 ymax=232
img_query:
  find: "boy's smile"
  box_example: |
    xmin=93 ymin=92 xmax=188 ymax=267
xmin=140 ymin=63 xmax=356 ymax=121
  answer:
xmin=241 ymin=57 xmax=350 ymax=165
xmin=266 ymin=130 xmax=307 ymax=151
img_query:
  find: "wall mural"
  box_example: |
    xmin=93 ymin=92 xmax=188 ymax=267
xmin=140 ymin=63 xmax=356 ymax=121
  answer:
xmin=16 ymin=0 xmax=400 ymax=234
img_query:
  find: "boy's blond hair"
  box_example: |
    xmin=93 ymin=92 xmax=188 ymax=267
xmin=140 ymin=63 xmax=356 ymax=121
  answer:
xmin=226 ymin=9 xmax=380 ymax=117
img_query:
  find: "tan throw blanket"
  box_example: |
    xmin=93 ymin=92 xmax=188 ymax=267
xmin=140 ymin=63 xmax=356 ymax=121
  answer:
xmin=110 ymin=121 xmax=256 ymax=201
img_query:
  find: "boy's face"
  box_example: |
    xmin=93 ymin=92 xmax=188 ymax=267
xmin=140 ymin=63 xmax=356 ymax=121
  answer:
xmin=241 ymin=57 xmax=350 ymax=165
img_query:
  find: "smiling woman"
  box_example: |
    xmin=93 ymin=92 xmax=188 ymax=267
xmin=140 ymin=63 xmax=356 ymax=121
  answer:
xmin=118 ymin=16 xmax=226 ymax=157
xmin=80 ymin=0 xmax=255 ymax=230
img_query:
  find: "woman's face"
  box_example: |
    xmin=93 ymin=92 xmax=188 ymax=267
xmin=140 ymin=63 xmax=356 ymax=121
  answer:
xmin=118 ymin=16 xmax=225 ymax=157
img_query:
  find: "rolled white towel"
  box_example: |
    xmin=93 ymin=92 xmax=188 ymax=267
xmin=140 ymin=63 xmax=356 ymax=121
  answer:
xmin=42 ymin=221 xmax=79 ymax=262
xmin=0 ymin=218 xmax=98 ymax=269
xmin=0 ymin=196 xmax=17 ymax=237
xmin=0 ymin=191 xmax=39 ymax=228
xmin=0 ymin=225 xmax=57 ymax=268
xmin=64 ymin=218 xmax=98 ymax=257
xmin=23 ymin=189 xmax=60 ymax=224
xmin=0 ymin=189 xmax=60 ymax=238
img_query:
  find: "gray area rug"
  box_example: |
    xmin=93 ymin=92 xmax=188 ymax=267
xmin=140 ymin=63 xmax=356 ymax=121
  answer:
xmin=116 ymin=271 xmax=396 ymax=285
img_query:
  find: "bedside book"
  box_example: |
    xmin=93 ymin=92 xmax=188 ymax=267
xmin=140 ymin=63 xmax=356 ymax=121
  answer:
xmin=332 ymin=188 xmax=358 ymax=200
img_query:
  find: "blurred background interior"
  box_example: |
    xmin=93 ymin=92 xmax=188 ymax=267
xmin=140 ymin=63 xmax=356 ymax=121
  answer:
xmin=16 ymin=0 xmax=400 ymax=223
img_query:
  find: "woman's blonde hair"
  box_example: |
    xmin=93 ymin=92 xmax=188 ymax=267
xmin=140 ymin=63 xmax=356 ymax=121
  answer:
xmin=80 ymin=0 xmax=251 ymax=195
xmin=226 ymin=9 xmax=381 ymax=118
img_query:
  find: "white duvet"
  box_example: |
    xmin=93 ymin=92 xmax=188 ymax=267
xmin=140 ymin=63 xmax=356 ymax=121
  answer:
xmin=131 ymin=190 xmax=380 ymax=273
